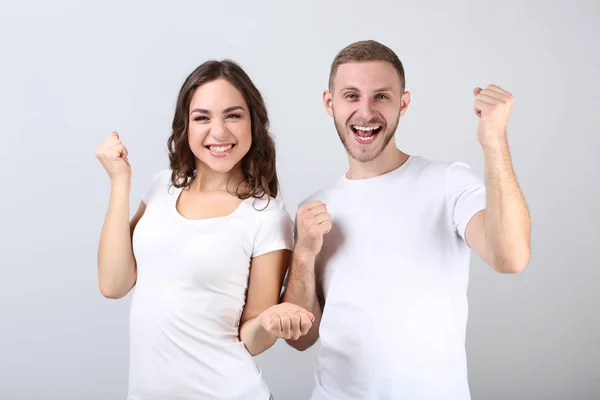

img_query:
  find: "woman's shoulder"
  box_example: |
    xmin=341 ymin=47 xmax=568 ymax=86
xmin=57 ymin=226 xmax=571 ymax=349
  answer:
xmin=141 ymin=169 xmax=175 ymax=204
xmin=242 ymin=195 xmax=293 ymax=230
xmin=152 ymin=168 xmax=175 ymax=183
xmin=247 ymin=194 xmax=289 ymax=214
xmin=245 ymin=195 xmax=294 ymax=254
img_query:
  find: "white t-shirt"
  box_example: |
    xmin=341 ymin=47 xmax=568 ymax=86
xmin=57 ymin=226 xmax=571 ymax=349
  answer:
xmin=303 ymin=155 xmax=486 ymax=400
xmin=128 ymin=169 xmax=293 ymax=400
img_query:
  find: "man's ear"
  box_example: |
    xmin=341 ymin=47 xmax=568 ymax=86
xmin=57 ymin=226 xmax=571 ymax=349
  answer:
xmin=323 ymin=90 xmax=334 ymax=117
xmin=399 ymin=90 xmax=411 ymax=118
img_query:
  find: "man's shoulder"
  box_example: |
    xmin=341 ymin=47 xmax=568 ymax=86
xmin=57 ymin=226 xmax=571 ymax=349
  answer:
xmin=298 ymin=178 xmax=345 ymax=207
xmin=409 ymin=155 xmax=476 ymax=180
xmin=409 ymin=154 xmax=448 ymax=171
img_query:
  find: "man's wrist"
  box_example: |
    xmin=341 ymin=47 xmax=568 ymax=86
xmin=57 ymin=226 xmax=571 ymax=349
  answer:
xmin=480 ymin=135 xmax=509 ymax=153
xmin=292 ymin=245 xmax=317 ymax=265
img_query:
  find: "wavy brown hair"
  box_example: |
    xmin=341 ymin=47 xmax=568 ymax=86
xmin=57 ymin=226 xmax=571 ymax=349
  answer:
xmin=167 ymin=60 xmax=279 ymax=200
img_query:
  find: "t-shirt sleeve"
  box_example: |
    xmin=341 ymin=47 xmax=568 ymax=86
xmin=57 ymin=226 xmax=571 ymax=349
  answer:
xmin=141 ymin=169 xmax=170 ymax=205
xmin=253 ymin=201 xmax=294 ymax=257
xmin=447 ymin=162 xmax=486 ymax=242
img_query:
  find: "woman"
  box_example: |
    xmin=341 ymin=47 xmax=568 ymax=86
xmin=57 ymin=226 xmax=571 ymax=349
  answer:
xmin=95 ymin=60 xmax=313 ymax=399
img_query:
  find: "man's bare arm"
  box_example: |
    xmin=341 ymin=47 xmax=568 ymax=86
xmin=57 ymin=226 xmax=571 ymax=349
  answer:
xmin=282 ymin=250 xmax=322 ymax=351
xmin=283 ymin=200 xmax=331 ymax=351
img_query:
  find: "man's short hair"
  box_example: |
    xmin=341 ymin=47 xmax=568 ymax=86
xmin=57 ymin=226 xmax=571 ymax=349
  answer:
xmin=328 ymin=40 xmax=406 ymax=92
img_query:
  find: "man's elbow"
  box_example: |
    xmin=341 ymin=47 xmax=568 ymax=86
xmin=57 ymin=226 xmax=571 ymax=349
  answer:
xmin=286 ymin=337 xmax=317 ymax=352
xmin=99 ymin=282 xmax=130 ymax=299
xmin=99 ymin=287 xmax=127 ymax=299
xmin=493 ymin=247 xmax=531 ymax=274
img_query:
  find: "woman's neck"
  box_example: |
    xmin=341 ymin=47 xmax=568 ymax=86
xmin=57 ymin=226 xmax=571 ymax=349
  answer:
xmin=189 ymin=162 xmax=245 ymax=194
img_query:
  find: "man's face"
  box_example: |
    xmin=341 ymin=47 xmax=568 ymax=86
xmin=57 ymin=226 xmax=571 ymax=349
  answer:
xmin=324 ymin=61 xmax=410 ymax=162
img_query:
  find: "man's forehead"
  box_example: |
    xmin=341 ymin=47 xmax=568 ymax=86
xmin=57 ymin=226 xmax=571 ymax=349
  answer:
xmin=335 ymin=61 xmax=401 ymax=92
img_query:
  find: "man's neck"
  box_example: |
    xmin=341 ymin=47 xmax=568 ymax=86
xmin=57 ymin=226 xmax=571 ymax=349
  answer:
xmin=346 ymin=147 xmax=410 ymax=180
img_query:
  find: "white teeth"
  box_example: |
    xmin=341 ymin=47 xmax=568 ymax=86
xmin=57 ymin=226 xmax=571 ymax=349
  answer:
xmin=354 ymin=125 xmax=380 ymax=131
xmin=354 ymin=132 xmax=376 ymax=142
xmin=209 ymin=145 xmax=233 ymax=153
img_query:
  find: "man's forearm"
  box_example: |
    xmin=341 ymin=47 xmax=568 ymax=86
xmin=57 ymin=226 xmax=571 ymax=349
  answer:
xmin=285 ymin=200 xmax=331 ymax=350
xmin=282 ymin=249 xmax=317 ymax=310
xmin=281 ymin=248 xmax=322 ymax=351
xmin=483 ymin=138 xmax=531 ymax=272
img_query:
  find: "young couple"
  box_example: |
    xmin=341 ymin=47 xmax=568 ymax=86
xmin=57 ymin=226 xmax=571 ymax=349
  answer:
xmin=95 ymin=40 xmax=531 ymax=400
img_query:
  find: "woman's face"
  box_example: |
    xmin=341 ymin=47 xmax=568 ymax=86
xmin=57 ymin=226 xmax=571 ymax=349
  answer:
xmin=187 ymin=78 xmax=252 ymax=174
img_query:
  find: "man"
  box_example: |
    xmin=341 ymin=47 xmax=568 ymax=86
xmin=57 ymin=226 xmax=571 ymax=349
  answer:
xmin=280 ymin=40 xmax=531 ymax=399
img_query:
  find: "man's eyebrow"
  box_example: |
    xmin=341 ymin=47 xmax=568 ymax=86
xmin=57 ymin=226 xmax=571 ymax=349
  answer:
xmin=340 ymin=86 xmax=361 ymax=92
xmin=339 ymin=86 xmax=396 ymax=93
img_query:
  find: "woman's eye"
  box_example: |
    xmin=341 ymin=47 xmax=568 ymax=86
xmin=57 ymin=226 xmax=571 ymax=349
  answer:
xmin=227 ymin=113 xmax=241 ymax=119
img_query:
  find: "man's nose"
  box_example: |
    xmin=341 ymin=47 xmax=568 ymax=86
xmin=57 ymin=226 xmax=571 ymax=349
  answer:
xmin=358 ymin=99 xmax=377 ymax=122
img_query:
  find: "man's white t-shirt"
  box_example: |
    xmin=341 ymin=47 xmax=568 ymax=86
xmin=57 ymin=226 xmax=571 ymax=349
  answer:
xmin=127 ymin=169 xmax=293 ymax=400
xmin=303 ymin=155 xmax=486 ymax=400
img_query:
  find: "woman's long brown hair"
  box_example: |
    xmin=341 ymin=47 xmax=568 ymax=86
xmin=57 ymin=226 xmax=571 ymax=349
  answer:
xmin=167 ymin=60 xmax=279 ymax=200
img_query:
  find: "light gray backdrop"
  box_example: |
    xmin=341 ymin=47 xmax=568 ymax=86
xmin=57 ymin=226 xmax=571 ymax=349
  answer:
xmin=1 ymin=1 xmax=598 ymax=399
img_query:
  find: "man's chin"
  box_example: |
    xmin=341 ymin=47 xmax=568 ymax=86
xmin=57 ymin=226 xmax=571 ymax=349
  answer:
xmin=348 ymin=145 xmax=381 ymax=163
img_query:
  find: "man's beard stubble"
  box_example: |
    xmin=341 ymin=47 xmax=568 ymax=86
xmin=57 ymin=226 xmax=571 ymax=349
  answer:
xmin=333 ymin=110 xmax=400 ymax=163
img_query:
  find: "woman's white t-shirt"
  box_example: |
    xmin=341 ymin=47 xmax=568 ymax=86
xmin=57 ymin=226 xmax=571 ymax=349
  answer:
xmin=127 ymin=170 xmax=294 ymax=400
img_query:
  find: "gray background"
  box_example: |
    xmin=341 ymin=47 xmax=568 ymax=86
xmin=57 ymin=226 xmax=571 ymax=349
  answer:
xmin=1 ymin=0 xmax=598 ymax=399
